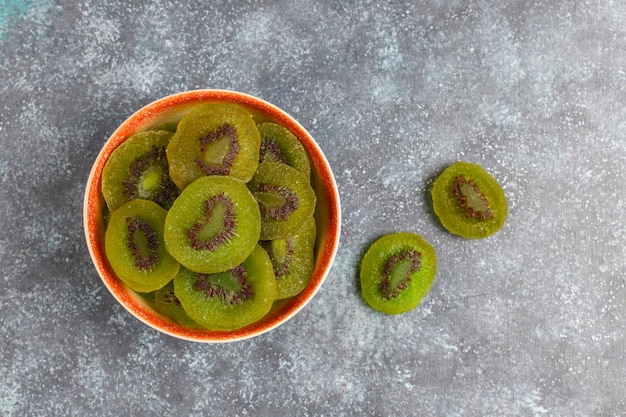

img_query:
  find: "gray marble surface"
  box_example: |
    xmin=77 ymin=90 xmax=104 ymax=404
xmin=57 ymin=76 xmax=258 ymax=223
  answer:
xmin=1 ymin=1 xmax=624 ymax=416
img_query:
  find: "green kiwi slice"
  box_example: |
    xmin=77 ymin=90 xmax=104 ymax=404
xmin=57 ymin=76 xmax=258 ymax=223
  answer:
xmin=153 ymin=281 xmax=203 ymax=328
xmin=257 ymin=122 xmax=311 ymax=180
xmin=104 ymin=199 xmax=180 ymax=293
xmin=166 ymin=103 xmax=261 ymax=189
xmin=247 ymin=161 xmax=316 ymax=240
xmin=102 ymin=130 xmax=179 ymax=211
xmin=432 ymin=161 xmax=508 ymax=239
xmin=260 ymin=216 xmax=316 ymax=300
xmin=163 ymin=175 xmax=261 ymax=274
xmin=173 ymin=245 xmax=277 ymax=330
xmin=360 ymin=232 xmax=437 ymax=315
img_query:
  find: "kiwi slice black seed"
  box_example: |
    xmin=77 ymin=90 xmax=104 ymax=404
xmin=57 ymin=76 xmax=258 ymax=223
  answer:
xmin=102 ymin=130 xmax=179 ymax=211
xmin=153 ymin=281 xmax=203 ymax=328
xmin=260 ymin=216 xmax=316 ymax=300
xmin=360 ymin=232 xmax=437 ymax=315
xmin=257 ymin=122 xmax=311 ymax=180
xmin=432 ymin=161 xmax=508 ymax=239
xmin=166 ymin=103 xmax=260 ymax=189
xmin=247 ymin=161 xmax=316 ymax=240
xmin=164 ymin=175 xmax=261 ymax=274
xmin=173 ymin=245 xmax=277 ymax=330
xmin=104 ymin=199 xmax=180 ymax=293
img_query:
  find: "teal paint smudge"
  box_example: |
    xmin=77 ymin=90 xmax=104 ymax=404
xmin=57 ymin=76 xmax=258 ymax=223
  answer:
xmin=0 ymin=0 xmax=36 ymax=35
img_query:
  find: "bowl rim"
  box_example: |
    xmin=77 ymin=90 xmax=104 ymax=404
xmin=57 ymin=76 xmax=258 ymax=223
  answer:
xmin=83 ymin=89 xmax=341 ymax=343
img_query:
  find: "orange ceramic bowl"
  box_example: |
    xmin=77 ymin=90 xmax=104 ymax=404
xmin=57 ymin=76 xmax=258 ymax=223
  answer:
xmin=83 ymin=90 xmax=341 ymax=343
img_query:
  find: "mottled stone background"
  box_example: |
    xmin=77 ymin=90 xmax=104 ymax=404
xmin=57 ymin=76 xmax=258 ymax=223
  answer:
xmin=0 ymin=1 xmax=624 ymax=416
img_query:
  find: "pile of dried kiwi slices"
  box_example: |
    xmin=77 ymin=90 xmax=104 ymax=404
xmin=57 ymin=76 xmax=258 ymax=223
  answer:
xmin=101 ymin=103 xmax=317 ymax=331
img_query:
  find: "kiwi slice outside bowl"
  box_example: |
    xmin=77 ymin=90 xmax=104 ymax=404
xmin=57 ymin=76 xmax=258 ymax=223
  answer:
xmin=360 ymin=232 xmax=437 ymax=315
xmin=432 ymin=161 xmax=508 ymax=239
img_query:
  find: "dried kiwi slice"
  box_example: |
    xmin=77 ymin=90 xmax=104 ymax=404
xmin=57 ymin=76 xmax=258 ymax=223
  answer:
xmin=173 ymin=245 xmax=277 ymax=331
xmin=247 ymin=162 xmax=316 ymax=240
xmin=260 ymin=216 xmax=316 ymax=300
xmin=102 ymin=130 xmax=179 ymax=211
xmin=360 ymin=232 xmax=437 ymax=315
xmin=166 ymin=103 xmax=261 ymax=189
xmin=153 ymin=281 xmax=203 ymax=328
xmin=104 ymin=199 xmax=180 ymax=293
xmin=258 ymin=122 xmax=311 ymax=180
xmin=164 ymin=175 xmax=261 ymax=274
xmin=432 ymin=161 xmax=508 ymax=239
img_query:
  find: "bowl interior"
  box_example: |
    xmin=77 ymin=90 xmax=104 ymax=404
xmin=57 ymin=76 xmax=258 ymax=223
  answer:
xmin=84 ymin=90 xmax=341 ymax=343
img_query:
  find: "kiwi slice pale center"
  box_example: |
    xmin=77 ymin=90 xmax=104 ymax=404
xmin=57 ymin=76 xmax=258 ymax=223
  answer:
xmin=186 ymin=193 xmax=236 ymax=251
xmin=139 ymin=167 xmax=164 ymax=194
xmin=269 ymin=240 xmax=289 ymax=265
xmin=260 ymin=139 xmax=288 ymax=164
xmin=131 ymin=229 xmax=152 ymax=259
xmin=262 ymin=239 xmax=295 ymax=278
xmin=196 ymin=203 xmax=229 ymax=241
xmin=253 ymin=183 xmax=299 ymax=221
xmin=254 ymin=190 xmax=287 ymax=210
xmin=126 ymin=216 xmax=159 ymax=271
xmin=193 ymin=266 xmax=253 ymax=305
xmin=388 ymin=259 xmax=415 ymax=293
xmin=201 ymin=134 xmax=232 ymax=166
xmin=121 ymin=145 xmax=178 ymax=207
xmin=196 ymin=124 xmax=240 ymax=175
xmin=454 ymin=175 xmax=494 ymax=220
xmin=381 ymin=250 xmax=421 ymax=299
xmin=204 ymin=271 xmax=243 ymax=292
